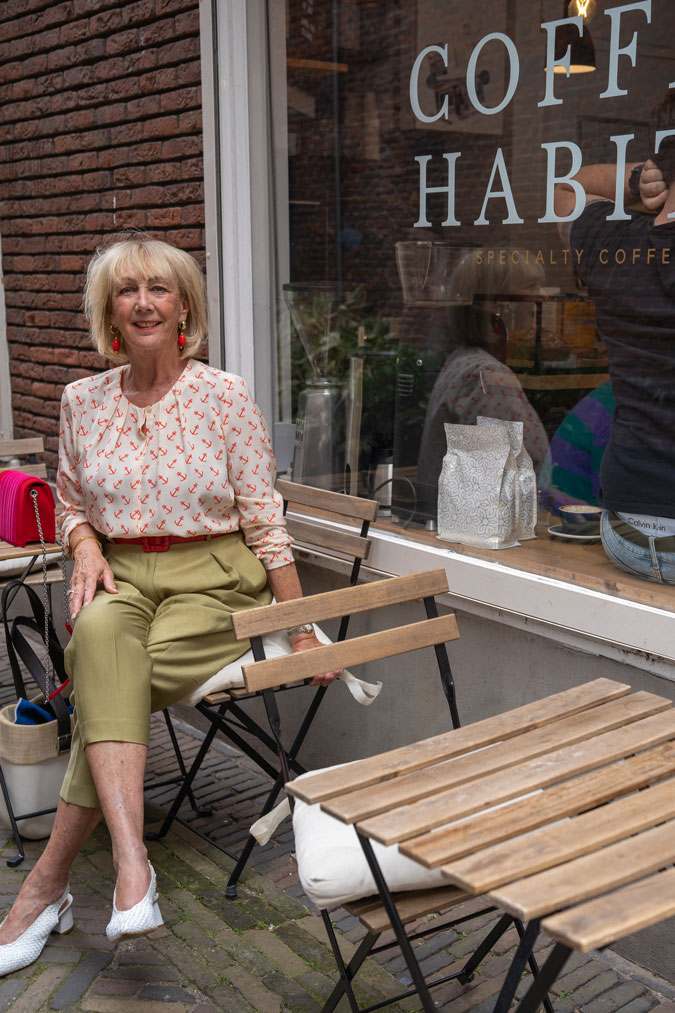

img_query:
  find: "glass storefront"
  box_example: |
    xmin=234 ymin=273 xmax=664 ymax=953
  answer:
xmin=266 ymin=0 xmax=675 ymax=563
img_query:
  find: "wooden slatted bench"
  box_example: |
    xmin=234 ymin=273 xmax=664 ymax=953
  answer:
xmin=229 ymin=567 xmax=489 ymax=1013
xmin=358 ymin=708 xmax=675 ymax=847
xmin=0 ymin=438 xmax=49 ymax=479
xmin=289 ymin=678 xmax=633 ymax=807
xmin=252 ymin=572 xmax=565 ymax=1013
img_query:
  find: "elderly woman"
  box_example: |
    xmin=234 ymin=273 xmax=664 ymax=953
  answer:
xmin=0 ymin=236 xmax=336 ymax=975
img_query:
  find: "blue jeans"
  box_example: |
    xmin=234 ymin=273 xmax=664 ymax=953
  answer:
xmin=600 ymin=510 xmax=675 ymax=585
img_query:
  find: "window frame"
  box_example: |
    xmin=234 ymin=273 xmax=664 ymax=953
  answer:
xmin=199 ymin=0 xmax=277 ymax=427
xmin=201 ymin=0 xmax=675 ymax=677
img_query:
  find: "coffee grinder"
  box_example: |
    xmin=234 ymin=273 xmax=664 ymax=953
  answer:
xmin=392 ymin=240 xmax=481 ymax=525
xmin=284 ymin=283 xmax=346 ymax=492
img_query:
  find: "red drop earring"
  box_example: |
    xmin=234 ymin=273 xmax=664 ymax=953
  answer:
xmin=178 ymin=321 xmax=186 ymax=350
xmin=111 ymin=326 xmax=121 ymax=353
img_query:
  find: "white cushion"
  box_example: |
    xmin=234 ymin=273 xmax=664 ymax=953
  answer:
xmin=293 ymin=763 xmax=447 ymax=910
xmin=292 ymin=762 xmax=544 ymax=910
xmin=180 ymin=625 xmax=333 ymax=706
xmin=0 ymin=555 xmax=42 ymax=578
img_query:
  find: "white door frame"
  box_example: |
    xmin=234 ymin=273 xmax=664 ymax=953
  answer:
xmin=199 ymin=0 xmax=277 ymax=427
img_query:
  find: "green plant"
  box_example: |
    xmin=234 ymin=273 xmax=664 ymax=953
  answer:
xmin=284 ymin=285 xmax=397 ymax=419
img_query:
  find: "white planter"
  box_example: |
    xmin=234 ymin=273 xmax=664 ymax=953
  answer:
xmin=0 ymin=701 xmax=71 ymax=840
xmin=0 ymin=753 xmax=69 ymax=839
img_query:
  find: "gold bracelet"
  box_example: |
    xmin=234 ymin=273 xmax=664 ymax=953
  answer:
xmin=71 ymin=535 xmax=102 ymax=554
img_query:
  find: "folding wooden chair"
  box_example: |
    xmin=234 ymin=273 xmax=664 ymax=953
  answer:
xmin=239 ymin=569 xmax=550 ymax=1013
xmin=146 ymin=480 xmax=379 ymax=898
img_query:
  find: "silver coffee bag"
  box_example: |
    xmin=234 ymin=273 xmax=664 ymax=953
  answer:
xmin=438 ymin=423 xmax=518 ymax=549
xmin=477 ymin=417 xmax=537 ymax=540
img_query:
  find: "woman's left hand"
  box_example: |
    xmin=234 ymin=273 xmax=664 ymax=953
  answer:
xmin=289 ymin=633 xmax=343 ymax=686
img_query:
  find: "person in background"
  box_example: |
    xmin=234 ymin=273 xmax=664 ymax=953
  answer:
xmin=538 ymin=380 xmax=615 ymax=516
xmin=417 ymin=247 xmax=549 ymax=509
xmin=554 ymin=93 xmax=675 ymax=582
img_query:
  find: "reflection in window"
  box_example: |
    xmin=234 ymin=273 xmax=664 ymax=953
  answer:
xmin=270 ymin=0 xmax=674 ymax=553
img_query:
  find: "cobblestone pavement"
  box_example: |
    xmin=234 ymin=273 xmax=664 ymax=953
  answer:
xmin=0 ymin=699 xmax=673 ymax=1010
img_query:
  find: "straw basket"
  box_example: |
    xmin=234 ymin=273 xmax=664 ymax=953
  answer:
xmin=0 ymin=698 xmax=72 ymax=839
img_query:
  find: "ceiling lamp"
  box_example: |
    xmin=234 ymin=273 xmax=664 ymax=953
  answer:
xmin=567 ymin=0 xmax=598 ymax=24
xmin=553 ymin=0 xmax=596 ymax=74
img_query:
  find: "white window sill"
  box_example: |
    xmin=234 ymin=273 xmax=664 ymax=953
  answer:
xmin=291 ymin=514 xmax=675 ymax=682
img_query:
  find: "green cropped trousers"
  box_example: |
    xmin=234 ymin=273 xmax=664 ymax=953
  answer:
xmin=60 ymin=532 xmax=272 ymax=809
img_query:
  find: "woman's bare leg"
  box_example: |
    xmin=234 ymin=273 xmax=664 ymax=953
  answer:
xmin=0 ymin=799 xmax=101 ymax=944
xmin=85 ymin=741 xmax=151 ymax=910
xmin=0 ymin=740 xmax=151 ymax=944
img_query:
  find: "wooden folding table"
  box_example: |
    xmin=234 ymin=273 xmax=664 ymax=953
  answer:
xmin=288 ymin=677 xmax=675 ymax=1012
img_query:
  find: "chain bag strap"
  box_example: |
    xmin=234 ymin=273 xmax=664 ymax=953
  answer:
xmin=29 ymin=489 xmax=72 ymax=669
xmin=32 ymin=488 xmax=54 ymax=683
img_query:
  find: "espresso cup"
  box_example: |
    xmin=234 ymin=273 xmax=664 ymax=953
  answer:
xmin=559 ymin=503 xmax=602 ymax=533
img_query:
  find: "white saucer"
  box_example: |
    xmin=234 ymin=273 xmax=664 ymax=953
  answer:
xmin=548 ymin=524 xmax=601 ymax=543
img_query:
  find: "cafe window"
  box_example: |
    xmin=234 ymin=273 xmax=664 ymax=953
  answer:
xmin=264 ymin=0 xmax=675 ymax=558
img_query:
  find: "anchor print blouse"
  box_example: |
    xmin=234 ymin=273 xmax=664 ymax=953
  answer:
xmin=57 ymin=359 xmax=294 ymax=570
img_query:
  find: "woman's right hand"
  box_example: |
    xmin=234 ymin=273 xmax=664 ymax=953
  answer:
xmin=69 ymin=542 xmax=118 ymax=619
xmin=640 ymin=159 xmax=668 ymax=211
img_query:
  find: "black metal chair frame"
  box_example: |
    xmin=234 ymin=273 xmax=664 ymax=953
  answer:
xmin=147 ymin=496 xmax=376 ymax=899
xmin=347 ymin=837 xmax=555 ymax=1013
xmin=320 ymin=900 xmax=551 ymax=1013
xmin=145 ymin=710 xmax=212 ymax=820
xmin=491 ymin=918 xmax=573 ymax=1013
xmin=490 ymin=863 xmax=675 ymax=1013
xmin=514 ymin=939 xmax=574 ymax=1013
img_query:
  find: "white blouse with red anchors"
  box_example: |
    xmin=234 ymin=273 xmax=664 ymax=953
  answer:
xmin=57 ymin=358 xmax=294 ymax=570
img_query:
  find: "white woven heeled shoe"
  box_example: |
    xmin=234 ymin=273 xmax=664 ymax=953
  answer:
xmin=0 ymin=886 xmax=73 ymax=977
xmin=106 ymin=861 xmax=163 ymax=943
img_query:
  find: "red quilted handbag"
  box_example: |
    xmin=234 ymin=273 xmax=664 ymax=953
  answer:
xmin=0 ymin=470 xmax=56 ymax=547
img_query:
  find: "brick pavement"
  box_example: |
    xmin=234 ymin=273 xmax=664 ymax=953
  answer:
xmin=0 ymin=701 xmax=672 ymax=1009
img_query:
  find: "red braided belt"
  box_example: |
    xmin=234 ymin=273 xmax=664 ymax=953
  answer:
xmin=108 ymin=533 xmax=220 ymax=553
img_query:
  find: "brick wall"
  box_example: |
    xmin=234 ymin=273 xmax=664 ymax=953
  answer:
xmin=0 ymin=0 xmax=205 ymax=475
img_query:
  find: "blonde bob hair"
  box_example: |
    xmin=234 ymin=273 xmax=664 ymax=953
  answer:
xmin=84 ymin=236 xmax=208 ymax=361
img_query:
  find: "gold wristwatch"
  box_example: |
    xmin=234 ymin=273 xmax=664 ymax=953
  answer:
xmin=286 ymin=624 xmax=314 ymax=638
